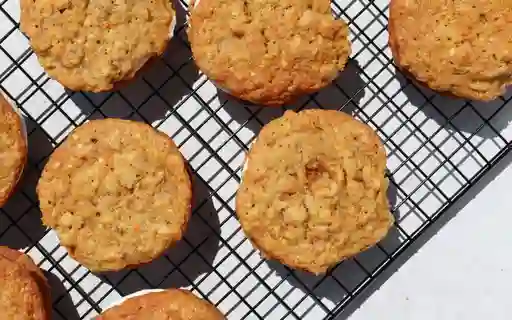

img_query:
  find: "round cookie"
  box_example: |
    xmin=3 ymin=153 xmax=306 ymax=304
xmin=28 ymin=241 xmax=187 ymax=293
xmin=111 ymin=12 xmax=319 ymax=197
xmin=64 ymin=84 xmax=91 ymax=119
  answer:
xmin=37 ymin=119 xmax=192 ymax=272
xmin=96 ymin=289 xmax=225 ymax=319
xmin=20 ymin=0 xmax=175 ymax=92
xmin=236 ymin=110 xmax=393 ymax=274
xmin=0 ymin=246 xmax=51 ymax=320
xmin=0 ymin=92 xmax=27 ymax=207
xmin=389 ymin=0 xmax=512 ymax=100
xmin=189 ymin=0 xmax=351 ymax=106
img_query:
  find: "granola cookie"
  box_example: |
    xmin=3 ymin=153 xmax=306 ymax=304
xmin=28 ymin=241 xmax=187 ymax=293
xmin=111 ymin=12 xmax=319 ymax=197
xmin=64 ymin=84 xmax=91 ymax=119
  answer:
xmin=389 ymin=0 xmax=512 ymax=100
xmin=37 ymin=119 xmax=192 ymax=272
xmin=0 ymin=92 xmax=27 ymax=207
xmin=0 ymin=246 xmax=51 ymax=320
xmin=20 ymin=0 xmax=175 ymax=92
xmin=189 ymin=0 xmax=351 ymax=106
xmin=96 ymin=289 xmax=225 ymax=319
xmin=236 ymin=110 xmax=393 ymax=274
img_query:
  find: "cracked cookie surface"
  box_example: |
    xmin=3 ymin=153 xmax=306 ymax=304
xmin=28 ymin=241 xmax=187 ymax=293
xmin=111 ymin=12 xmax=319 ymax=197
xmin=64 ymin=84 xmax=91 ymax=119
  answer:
xmin=236 ymin=110 xmax=393 ymax=274
xmin=0 ymin=246 xmax=51 ymax=320
xmin=37 ymin=119 xmax=192 ymax=272
xmin=96 ymin=289 xmax=225 ymax=319
xmin=0 ymin=93 xmax=27 ymax=207
xmin=389 ymin=0 xmax=512 ymax=100
xmin=20 ymin=0 xmax=175 ymax=92
xmin=189 ymin=0 xmax=351 ymax=106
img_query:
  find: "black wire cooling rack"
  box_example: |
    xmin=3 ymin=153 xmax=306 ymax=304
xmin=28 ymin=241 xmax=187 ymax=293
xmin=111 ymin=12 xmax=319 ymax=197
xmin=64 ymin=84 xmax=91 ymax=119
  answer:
xmin=1 ymin=0 xmax=512 ymax=319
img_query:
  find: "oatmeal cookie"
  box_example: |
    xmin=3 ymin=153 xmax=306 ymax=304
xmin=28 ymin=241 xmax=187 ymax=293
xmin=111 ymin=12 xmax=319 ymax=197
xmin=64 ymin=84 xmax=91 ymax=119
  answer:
xmin=0 ymin=246 xmax=51 ymax=320
xmin=96 ymin=289 xmax=225 ymax=319
xmin=0 ymin=92 xmax=27 ymax=207
xmin=389 ymin=0 xmax=512 ymax=100
xmin=37 ymin=119 xmax=192 ymax=272
xmin=20 ymin=0 xmax=175 ymax=92
xmin=236 ymin=110 xmax=393 ymax=274
xmin=189 ymin=0 xmax=351 ymax=106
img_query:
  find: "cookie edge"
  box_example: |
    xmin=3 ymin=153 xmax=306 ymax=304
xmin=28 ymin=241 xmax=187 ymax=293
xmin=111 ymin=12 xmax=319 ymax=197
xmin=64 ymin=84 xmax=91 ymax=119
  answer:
xmin=387 ymin=0 xmax=511 ymax=101
xmin=0 ymin=246 xmax=52 ymax=320
xmin=95 ymin=289 xmax=225 ymax=319
xmin=188 ymin=0 xmax=351 ymax=106
xmin=236 ymin=109 xmax=393 ymax=274
xmin=36 ymin=118 xmax=193 ymax=272
xmin=0 ymin=92 xmax=28 ymax=207
xmin=20 ymin=1 xmax=176 ymax=93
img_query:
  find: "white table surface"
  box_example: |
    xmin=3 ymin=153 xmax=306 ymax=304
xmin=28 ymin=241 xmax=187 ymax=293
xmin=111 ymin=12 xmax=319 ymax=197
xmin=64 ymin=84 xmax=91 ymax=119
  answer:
xmin=346 ymin=152 xmax=512 ymax=320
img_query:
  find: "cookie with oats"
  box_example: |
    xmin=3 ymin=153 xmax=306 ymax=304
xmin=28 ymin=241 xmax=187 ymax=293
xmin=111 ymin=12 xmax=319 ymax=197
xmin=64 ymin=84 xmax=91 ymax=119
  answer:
xmin=96 ymin=289 xmax=225 ymax=319
xmin=0 ymin=246 xmax=51 ymax=320
xmin=189 ymin=0 xmax=351 ymax=106
xmin=37 ymin=119 xmax=192 ymax=272
xmin=389 ymin=0 xmax=512 ymax=100
xmin=236 ymin=110 xmax=393 ymax=274
xmin=0 ymin=92 xmax=27 ymax=207
xmin=20 ymin=0 xmax=175 ymax=92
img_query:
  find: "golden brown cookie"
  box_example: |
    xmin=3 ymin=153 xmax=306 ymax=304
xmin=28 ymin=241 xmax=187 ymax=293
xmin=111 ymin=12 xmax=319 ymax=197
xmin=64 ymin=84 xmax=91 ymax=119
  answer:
xmin=189 ymin=0 xmax=351 ymax=106
xmin=0 ymin=246 xmax=51 ymax=320
xmin=389 ymin=0 xmax=512 ymax=100
xmin=20 ymin=0 xmax=175 ymax=92
xmin=0 ymin=92 xmax=27 ymax=207
xmin=37 ymin=119 xmax=192 ymax=272
xmin=236 ymin=110 xmax=393 ymax=274
xmin=96 ymin=289 xmax=225 ymax=319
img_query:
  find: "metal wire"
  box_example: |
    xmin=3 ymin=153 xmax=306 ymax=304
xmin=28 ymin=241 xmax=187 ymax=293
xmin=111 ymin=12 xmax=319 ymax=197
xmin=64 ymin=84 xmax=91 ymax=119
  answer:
xmin=1 ymin=0 xmax=511 ymax=319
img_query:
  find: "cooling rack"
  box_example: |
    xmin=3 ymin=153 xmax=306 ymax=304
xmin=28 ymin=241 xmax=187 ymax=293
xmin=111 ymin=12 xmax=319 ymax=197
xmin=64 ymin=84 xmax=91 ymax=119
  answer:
xmin=1 ymin=0 xmax=511 ymax=319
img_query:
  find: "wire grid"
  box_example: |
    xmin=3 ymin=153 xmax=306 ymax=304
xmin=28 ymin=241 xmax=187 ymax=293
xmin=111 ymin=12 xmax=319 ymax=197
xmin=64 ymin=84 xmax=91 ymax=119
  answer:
xmin=1 ymin=0 xmax=511 ymax=319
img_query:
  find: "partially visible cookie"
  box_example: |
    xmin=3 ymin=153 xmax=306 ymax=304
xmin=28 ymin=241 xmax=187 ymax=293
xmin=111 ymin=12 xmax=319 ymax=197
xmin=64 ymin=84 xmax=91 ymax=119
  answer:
xmin=96 ymin=289 xmax=225 ymax=319
xmin=0 ymin=246 xmax=51 ymax=320
xmin=389 ymin=0 xmax=512 ymax=100
xmin=20 ymin=0 xmax=175 ymax=92
xmin=0 ymin=92 xmax=27 ymax=207
xmin=189 ymin=0 xmax=351 ymax=106
xmin=37 ymin=119 xmax=192 ymax=272
xmin=236 ymin=110 xmax=393 ymax=274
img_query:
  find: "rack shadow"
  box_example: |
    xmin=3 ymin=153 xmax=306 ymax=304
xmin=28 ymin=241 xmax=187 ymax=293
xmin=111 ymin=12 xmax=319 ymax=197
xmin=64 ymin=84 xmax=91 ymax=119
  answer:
xmin=217 ymin=59 xmax=365 ymax=135
xmin=398 ymin=73 xmax=512 ymax=139
xmin=258 ymin=176 xmax=400 ymax=315
xmin=67 ymin=3 xmax=198 ymax=125
xmin=46 ymin=271 xmax=81 ymax=320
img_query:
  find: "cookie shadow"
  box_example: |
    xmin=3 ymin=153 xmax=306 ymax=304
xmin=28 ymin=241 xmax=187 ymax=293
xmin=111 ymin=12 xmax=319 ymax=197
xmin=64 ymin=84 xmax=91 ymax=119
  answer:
xmin=46 ymin=271 xmax=81 ymax=320
xmin=99 ymin=173 xmax=221 ymax=295
xmin=398 ymin=73 xmax=512 ymax=139
xmin=66 ymin=3 xmax=199 ymax=126
xmin=0 ymin=117 xmax=53 ymax=249
xmin=255 ymin=173 xmax=400 ymax=317
xmin=215 ymin=58 xmax=365 ymax=136
xmin=264 ymin=226 xmax=403 ymax=319
xmin=300 ymin=58 xmax=365 ymax=115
